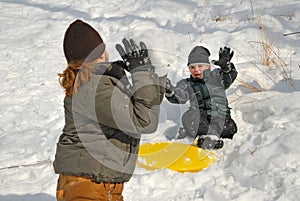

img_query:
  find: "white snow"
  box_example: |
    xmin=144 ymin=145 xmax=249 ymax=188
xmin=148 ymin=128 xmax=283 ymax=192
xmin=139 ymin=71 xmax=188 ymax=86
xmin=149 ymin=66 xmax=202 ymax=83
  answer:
xmin=0 ymin=0 xmax=300 ymax=200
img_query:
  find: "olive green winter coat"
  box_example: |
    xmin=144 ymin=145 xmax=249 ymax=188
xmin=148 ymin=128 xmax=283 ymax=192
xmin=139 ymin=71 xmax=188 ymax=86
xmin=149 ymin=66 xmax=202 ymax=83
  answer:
xmin=53 ymin=63 xmax=165 ymax=183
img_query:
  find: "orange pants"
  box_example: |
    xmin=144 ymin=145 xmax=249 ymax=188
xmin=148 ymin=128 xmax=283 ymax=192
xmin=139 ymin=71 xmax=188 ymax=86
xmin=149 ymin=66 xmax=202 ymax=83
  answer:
xmin=56 ymin=175 xmax=124 ymax=201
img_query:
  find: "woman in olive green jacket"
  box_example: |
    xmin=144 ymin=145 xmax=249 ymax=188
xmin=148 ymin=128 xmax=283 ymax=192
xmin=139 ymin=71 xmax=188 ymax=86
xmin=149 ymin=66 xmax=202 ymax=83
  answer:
xmin=54 ymin=19 xmax=164 ymax=201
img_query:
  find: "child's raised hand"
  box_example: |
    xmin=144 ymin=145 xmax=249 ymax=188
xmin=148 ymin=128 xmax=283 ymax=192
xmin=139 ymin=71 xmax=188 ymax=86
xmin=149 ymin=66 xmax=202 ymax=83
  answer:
xmin=212 ymin=46 xmax=234 ymax=73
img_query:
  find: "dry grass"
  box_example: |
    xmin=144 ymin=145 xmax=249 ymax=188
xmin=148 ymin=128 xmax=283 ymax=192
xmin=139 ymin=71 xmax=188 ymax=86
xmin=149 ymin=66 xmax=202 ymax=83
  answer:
xmin=257 ymin=18 xmax=285 ymax=67
xmin=248 ymin=17 xmax=293 ymax=85
xmin=236 ymin=78 xmax=263 ymax=93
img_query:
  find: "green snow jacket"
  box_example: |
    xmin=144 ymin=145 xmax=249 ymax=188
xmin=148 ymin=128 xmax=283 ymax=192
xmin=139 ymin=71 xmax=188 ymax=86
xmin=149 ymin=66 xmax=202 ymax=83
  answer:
xmin=166 ymin=64 xmax=237 ymax=117
xmin=53 ymin=63 xmax=165 ymax=183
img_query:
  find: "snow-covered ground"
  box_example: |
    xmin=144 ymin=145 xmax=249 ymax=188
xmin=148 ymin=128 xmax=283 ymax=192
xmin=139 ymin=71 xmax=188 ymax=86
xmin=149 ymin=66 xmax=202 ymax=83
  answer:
xmin=0 ymin=0 xmax=300 ymax=200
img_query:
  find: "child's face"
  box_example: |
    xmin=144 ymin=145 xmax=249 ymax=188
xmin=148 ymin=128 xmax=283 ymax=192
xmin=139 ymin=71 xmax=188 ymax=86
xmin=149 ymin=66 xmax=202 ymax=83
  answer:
xmin=189 ymin=64 xmax=211 ymax=79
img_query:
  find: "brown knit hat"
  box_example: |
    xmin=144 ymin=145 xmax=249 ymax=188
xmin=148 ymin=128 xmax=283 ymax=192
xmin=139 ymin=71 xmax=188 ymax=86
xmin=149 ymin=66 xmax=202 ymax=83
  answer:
xmin=63 ymin=19 xmax=106 ymax=63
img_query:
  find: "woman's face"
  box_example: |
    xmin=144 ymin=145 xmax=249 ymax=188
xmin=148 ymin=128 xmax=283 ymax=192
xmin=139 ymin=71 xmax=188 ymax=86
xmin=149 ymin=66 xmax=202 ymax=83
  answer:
xmin=101 ymin=50 xmax=109 ymax=62
xmin=189 ymin=64 xmax=211 ymax=79
xmin=95 ymin=50 xmax=109 ymax=63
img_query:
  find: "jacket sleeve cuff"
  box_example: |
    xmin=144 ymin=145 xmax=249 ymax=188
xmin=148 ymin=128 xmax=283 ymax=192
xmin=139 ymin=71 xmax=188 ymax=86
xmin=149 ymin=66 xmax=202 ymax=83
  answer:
xmin=165 ymin=90 xmax=174 ymax=97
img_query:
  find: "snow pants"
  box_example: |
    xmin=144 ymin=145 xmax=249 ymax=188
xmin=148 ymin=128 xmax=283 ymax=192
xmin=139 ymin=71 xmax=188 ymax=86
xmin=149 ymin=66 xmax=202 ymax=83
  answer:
xmin=181 ymin=108 xmax=237 ymax=139
xmin=56 ymin=174 xmax=124 ymax=201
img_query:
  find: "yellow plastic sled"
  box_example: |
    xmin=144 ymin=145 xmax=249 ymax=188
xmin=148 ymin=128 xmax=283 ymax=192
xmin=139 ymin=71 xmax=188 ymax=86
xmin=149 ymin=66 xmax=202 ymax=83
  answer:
xmin=137 ymin=141 xmax=216 ymax=173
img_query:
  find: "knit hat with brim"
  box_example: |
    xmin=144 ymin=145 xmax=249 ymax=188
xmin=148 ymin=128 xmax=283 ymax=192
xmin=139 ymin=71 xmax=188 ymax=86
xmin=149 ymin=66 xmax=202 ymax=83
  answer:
xmin=63 ymin=19 xmax=105 ymax=63
xmin=187 ymin=46 xmax=211 ymax=66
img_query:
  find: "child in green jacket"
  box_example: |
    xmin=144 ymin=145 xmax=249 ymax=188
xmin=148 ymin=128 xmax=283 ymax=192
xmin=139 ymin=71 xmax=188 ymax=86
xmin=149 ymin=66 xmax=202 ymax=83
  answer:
xmin=165 ymin=46 xmax=238 ymax=149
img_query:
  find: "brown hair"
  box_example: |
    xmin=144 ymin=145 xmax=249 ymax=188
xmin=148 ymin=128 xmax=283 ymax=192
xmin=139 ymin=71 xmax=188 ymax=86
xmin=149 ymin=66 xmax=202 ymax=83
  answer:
xmin=58 ymin=60 xmax=95 ymax=97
